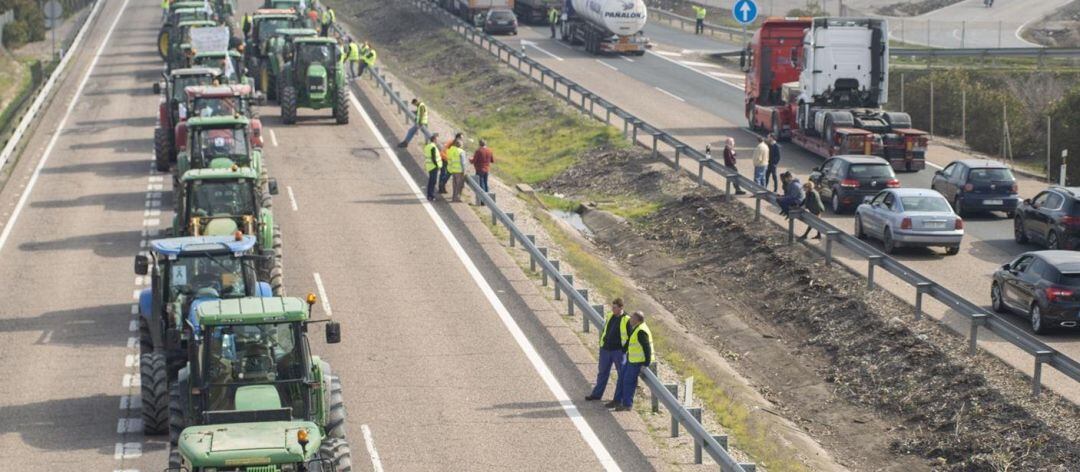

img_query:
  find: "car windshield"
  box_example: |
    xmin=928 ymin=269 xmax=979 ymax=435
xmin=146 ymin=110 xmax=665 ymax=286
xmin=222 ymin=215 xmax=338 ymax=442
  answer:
xmin=193 ymin=96 xmax=244 ymax=117
xmin=195 ymin=127 xmax=249 ymax=160
xmin=968 ymin=168 xmax=1014 ymax=182
xmin=203 ymin=322 xmax=305 ymax=410
xmin=189 ymin=179 xmax=255 ymax=217
xmin=848 ymin=164 xmax=894 ymax=179
xmin=168 ymin=254 xmax=247 ymax=300
xmin=900 ymin=196 xmax=952 ymax=213
xmin=490 ymin=11 xmax=514 ymax=20
xmin=174 ymin=76 xmax=211 ymax=101
xmin=257 ymin=18 xmax=293 ymax=42
xmin=298 ymin=44 xmax=333 ymax=65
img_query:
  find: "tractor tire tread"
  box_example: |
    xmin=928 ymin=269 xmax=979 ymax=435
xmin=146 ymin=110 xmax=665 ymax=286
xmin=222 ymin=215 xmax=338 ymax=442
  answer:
xmin=139 ymin=352 xmax=170 ymax=435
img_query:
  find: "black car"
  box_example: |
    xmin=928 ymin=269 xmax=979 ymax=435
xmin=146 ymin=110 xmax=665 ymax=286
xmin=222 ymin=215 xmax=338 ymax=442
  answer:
xmin=810 ymin=155 xmax=900 ymax=214
xmin=930 ymin=159 xmax=1020 ymax=217
xmin=1014 ymin=187 xmax=1080 ymax=250
xmin=991 ymin=250 xmax=1080 ymax=334
xmin=482 ymin=9 xmax=518 ymax=35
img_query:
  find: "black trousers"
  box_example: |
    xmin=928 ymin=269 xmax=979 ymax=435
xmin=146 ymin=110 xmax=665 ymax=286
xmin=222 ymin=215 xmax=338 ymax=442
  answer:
xmin=695 ymin=19 xmax=704 ymax=34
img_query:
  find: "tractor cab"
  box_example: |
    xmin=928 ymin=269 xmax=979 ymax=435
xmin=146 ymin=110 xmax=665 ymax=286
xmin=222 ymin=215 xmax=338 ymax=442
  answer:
xmin=247 ymin=11 xmax=308 ymax=95
xmin=280 ymin=37 xmax=349 ymax=124
xmin=176 ymin=116 xmax=264 ymax=180
xmin=165 ymin=20 xmax=217 ymax=71
xmin=192 ymin=50 xmax=246 ymax=84
xmin=185 ymin=84 xmax=256 ymax=119
xmin=167 ymin=296 xmax=348 ymax=471
xmin=264 ymin=0 xmax=304 ymax=13
xmin=153 ymin=68 xmax=220 ymax=171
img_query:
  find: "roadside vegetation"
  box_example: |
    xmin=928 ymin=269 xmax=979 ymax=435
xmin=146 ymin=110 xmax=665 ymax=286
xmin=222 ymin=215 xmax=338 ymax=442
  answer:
xmin=875 ymin=0 xmax=963 ymax=17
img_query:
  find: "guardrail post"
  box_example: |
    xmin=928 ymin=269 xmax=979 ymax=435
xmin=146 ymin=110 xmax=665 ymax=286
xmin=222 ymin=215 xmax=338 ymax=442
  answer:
xmin=968 ymin=313 xmax=988 ymax=355
xmin=824 ymin=230 xmax=841 ymax=266
xmin=712 ymin=434 xmax=729 ymax=451
xmin=572 ymin=289 xmax=587 ymax=316
xmin=689 ymin=407 xmax=703 ymax=464
xmin=867 ymin=255 xmax=884 ymax=290
xmin=651 ymin=133 xmax=659 ymax=158
xmin=556 ymin=274 xmax=572 ymax=301
xmin=489 ymin=193 xmax=497 ymax=225
xmin=535 ymin=247 xmax=548 ymax=277
xmin=654 ymin=382 xmax=676 ymax=413
xmin=697 ymin=156 xmax=710 ymax=186
xmin=787 ymin=209 xmax=803 ymax=244
xmin=605 ymin=107 xmax=611 ymax=125
xmin=1033 ymin=350 xmax=1053 ymax=396
xmin=622 ymin=119 xmax=629 ymax=138
xmin=739 ymin=464 xmax=757 ymax=472
xmin=752 ymin=191 xmax=768 ymax=221
xmin=506 ymin=213 xmax=515 ymax=246
xmin=631 ymin=120 xmax=639 ymax=144
xmin=546 ymin=260 xmax=559 ymax=287
xmin=674 ymin=144 xmax=685 ymax=167
xmin=588 ymin=304 xmax=604 ymax=332
xmin=914 ymin=282 xmax=933 ymax=320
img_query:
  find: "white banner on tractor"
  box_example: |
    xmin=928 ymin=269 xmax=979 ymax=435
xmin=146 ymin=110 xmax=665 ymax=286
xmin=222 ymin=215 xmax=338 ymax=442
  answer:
xmin=189 ymin=26 xmax=230 ymax=53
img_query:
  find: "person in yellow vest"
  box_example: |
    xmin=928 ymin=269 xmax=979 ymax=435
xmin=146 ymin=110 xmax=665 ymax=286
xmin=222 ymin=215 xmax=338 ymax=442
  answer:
xmin=359 ymin=42 xmax=376 ymax=78
xmin=241 ymin=13 xmax=253 ymax=39
xmin=692 ymin=5 xmax=706 ymax=35
xmin=398 ymin=98 xmax=429 ymax=147
xmin=321 ymin=7 xmax=336 ymax=36
xmin=587 ymin=298 xmax=629 ymax=402
xmin=346 ymin=39 xmax=360 ymax=78
xmin=548 ymin=7 xmax=559 ymax=38
xmin=161 ymin=0 xmax=171 ymax=22
xmin=610 ymin=311 xmax=652 ymax=411
xmin=446 ymin=137 xmax=466 ymax=202
xmin=423 ymin=133 xmax=443 ymax=201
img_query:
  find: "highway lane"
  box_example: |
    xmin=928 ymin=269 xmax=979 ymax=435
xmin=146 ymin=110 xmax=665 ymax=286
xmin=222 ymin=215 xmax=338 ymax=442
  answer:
xmin=473 ymin=19 xmax=1080 ymax=399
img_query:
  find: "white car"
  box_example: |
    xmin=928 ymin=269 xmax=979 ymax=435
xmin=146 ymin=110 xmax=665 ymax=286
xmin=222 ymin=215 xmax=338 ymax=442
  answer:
xmin=854 ymin=188 xmax=964 ymax=255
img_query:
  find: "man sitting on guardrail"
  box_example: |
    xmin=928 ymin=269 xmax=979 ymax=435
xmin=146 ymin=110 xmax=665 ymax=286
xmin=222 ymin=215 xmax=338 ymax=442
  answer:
xmin=589 ymin=299 xmax=628 ymax=403
xmin=778 ymin=171 xmax=804 ymax=217
xmin=610 ymin=311 xmax=652 ymax=412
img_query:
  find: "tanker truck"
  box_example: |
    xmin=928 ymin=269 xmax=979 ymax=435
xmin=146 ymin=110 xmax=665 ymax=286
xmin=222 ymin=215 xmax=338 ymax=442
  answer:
xmin=560 ymin=0 xmax=648 ymax=55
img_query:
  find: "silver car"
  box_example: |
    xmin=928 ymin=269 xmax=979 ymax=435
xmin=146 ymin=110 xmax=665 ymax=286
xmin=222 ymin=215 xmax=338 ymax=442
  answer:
xmin=854 ymin=188 xmax=964 ymax=255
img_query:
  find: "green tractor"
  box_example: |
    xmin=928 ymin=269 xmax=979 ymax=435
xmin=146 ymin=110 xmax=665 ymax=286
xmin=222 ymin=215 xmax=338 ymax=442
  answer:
xmin=280 ymin=37 xmax=349 ymax=125
xmin=163 ymin=19 xmax=217 ymax=71
xmin=192 ymin=50 xmax=251 ymax=86
xmin=173 ymin=167 xmax=281 ymax=284
xmin=159 ymin=2 xmax=216 ymax=59
xmin=246 ymin=11 xmax=309 ymax=98
xmin=250 ymin=22 xmax=317 ymax=100
xmin=153 ymin=67 xmax=221 ymax=172
xmin=174 ymin=116 xmax=266 ymax=187
xmin=166 ymin=297 xmax=350 ymax=471
xmin=134 ymin=235 xmax=279 ymax=434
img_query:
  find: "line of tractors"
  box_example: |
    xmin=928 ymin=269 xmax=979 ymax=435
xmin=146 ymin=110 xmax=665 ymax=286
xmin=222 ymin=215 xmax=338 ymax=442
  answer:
xmin=144 ymin=1 xmax=354 ymax=470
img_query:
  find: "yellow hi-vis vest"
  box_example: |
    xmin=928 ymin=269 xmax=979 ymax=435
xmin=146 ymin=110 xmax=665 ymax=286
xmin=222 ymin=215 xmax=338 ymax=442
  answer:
xmin=322 ymin=9 xmax=335 ymax=25
xmin=446 ymin=145 xmax=464 ymax=173
xmin=549 ymin=8 xmax=558 ymax=24
xmin=423 ymin=142 xmax=442 ymax=172
xmin=626 ymin=322 xmax=653 ymax=364
xmin=348 ymin=42 xmax=360 ymax=61
xmin=601 ymin=312 xmax=629 ymax=346
xmin=362 ymin=48 xmax=376 ymax=66
xmin=416 ymin=102 xmax=428 ymax=125
xmin=694 ymin=6 xmax=706 ymax=19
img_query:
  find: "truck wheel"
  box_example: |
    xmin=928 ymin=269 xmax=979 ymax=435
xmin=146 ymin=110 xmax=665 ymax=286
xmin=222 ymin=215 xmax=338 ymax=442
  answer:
xmin=154 ymin=128 xmax=170 ymax=172
xmin=319 ymin=438 xmax=353 ymax=472
xmin=281 ymin=86 xmax=298 ymax=125
xmin=140 ymin=352 xmax=170 ymax=435
xmin=334 ymin=85 xmax=349 ymax=125
xmin=326 ymin=374 xmax=348 ymax=439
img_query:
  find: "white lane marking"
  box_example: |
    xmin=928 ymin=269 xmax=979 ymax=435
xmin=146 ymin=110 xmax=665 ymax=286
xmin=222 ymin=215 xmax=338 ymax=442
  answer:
xmin=361 ymin=424 xmax=385 ymax=472
xmin=125 ymin=354 xmax=137 ymax=367
xmin=117 ymin=418 xmax=143 ymax=434
xmin=0 ymin=0 xmax=131 ymax=255
xmin=287 ymin=185 xmax=298 ymax=211
xmin=1015 ymin=18 xmax=1041 ymax=47
xmin=619 ymin=55 xmax=635 ymax=62
xmin=655 ymin=87 xmax=686 ymax=103
xmin=653 ymin=50 xmax=682 ymax=56
xmin=269 ymin=128 xmax=279 ymax=147
xmin=926 ymin=161 xmax=943 ymax=170
xmin=313 ymin=273 xmax=333 ymax=318
xmin=520 ymin=39 xmax=564 ymax=61
xmin=647 ymin=50 xmax=742 ymax=90
xmin=113 ymin=443 xmax=141 ymax=459
xmin=708 ymin=71 xmax=745 ymax=80
xmin=121 ymin=374 xmax=139 ymax=388
xmin=348 ymin=91 xmax=620 ymax=471
xmin=679 ymin=60 xmax=722 ymax=68
xmin=595 ymin=59 xmax=618 ymax=72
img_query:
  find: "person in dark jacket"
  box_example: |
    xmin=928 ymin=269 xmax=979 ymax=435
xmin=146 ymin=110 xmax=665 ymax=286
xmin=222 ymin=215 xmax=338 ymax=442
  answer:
xmin=766 ymin=135 xmax=782 ymax=192
xmin=798 ymin=181 xmax=823 ymax=240
xmin=778 ymin=171 xmax=804 ymax=216
xmin=610 ymin=312 xmax=652 ymax=411
xmin=587 ymin=299 xmax=628 ymax=402
xmin=721 ymin=138 xmax=746 ymax=195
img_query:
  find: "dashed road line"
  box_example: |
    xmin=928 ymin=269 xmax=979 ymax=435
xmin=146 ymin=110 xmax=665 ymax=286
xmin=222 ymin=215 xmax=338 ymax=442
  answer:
xmin=652 ymin=50 xmax=682 ymax=56
xmin=313 ymin=272 xmax=333 ymax=317
xmin=679 ymin=60 xmax=722 ymax=68
xmin=287 ymin=185 xmax=298 ymax=211
xmin=654 ymin=87 xmax=686 ymax=102
xmin=595 ymin=59 xmax=618 ymax=72
xmin=618 ymin=55 xmax=635 ymax=63
xmin=361 ymin=424 xmax=385 ymax=472
xmin=520 ymin=39 xmax=564 ymax=61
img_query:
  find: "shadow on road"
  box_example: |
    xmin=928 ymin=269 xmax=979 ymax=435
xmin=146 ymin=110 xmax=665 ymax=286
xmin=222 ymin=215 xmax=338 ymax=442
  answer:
xmin=479 ymin=401 xmax=575 ymax=419
xmin=18 ymin=230 xmax=142 ymax=258
xmin=0 ymin=304 xmax=131 ymax=347
xmin=41 ymin=158 xmax=148 ymax=176
xmin=31 ymin=191 xmax=150 ymax=212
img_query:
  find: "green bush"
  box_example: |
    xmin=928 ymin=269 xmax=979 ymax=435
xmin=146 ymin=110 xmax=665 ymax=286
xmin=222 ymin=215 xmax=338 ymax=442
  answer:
xmin=0 ymin=0 xmax=46 ymax=48
xmin=1052 ymin=84 xmax=1080 ymax=183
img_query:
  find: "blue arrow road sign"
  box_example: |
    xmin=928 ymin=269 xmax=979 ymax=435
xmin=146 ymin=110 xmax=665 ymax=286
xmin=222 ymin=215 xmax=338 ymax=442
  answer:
xmin=732 ymin=0 xmax=758 ymax=25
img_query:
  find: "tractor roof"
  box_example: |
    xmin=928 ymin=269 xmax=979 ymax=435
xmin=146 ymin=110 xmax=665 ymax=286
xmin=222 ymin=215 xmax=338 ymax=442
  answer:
xmin=194 ymin=50 xmax=243 ymax=59
xmin=150 ymin=235 xmax=258 ymax=256
xmin=254 ymin=8 xmax=297 ymax=17
xmin=176 ymin=420 xmax=321 ymax=467
xmin=197 ymin=297 xmax=310 ymax=325
xmin=185 ymin=84 xmax=254 ymax=98
xmin=178 ymin=20 xmax=217 ymax=28
xmin=181 ymin=166 xmax=259 ymax=181
xmin=294 ymin=37 xmax=338 ymax=45
xmin=277 ymin=28 xmax=317 ymax=37
xmin=186 ymin=115 xmax=251 ymax=128
xmin=171 ymin=67 xmax=220 ymax=78
xmin=172 ymin=1 xmax=208 ymax=9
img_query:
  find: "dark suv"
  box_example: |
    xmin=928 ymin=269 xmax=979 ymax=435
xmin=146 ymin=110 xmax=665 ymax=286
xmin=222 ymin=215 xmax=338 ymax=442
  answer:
xmin=991 ymin=250 xmax=1080 ymax=334
xmin=1014 ymin=187 xmax=1080 ymax=250
xmin=930 ymin=159 xmax=1019 ymax=217
xmin=810 ymin=155 xmax=900 ymax=214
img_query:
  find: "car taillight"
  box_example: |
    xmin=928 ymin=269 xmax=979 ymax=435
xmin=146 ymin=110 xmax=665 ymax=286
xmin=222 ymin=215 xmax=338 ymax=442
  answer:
xmin=955 ymin=218 xmax=964 ymax=230
xmin=963 ymin=183 xmax=974 ymax=192
xmin=1046 ymin=286 xmax=1074 ymax=302
xmin=840 ymin=178 xmax=859 ymax=188
xmin=886 ymin=179 xmax=901 ymax=188
xmin=1062 ymin=216 xmax=1080 ymax=226
xmin=901 ymin=217 xmax=912 ymax=230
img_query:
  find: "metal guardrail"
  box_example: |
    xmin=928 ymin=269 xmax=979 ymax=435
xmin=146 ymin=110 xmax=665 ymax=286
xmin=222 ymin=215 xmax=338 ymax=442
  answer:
xmin=406 ymin=0 xmax=1080 ymax=398
xmin=892 ymin=47 xmax=1080 ymax=58
xmin=647 ymin=8 xmax=746 ymax=42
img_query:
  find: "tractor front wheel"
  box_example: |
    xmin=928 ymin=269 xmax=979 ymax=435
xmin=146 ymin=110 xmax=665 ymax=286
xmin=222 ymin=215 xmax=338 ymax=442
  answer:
xmin=334 ymin=85 xmax=349 ymax=125
xmin=281 ymin=86 xmax=298 ymax=125
xmin=319 ymin=437 xmax=353 ymax=472
xmin=168 ymin=377 xmax=188 ymax=446
xmin=326 ymin=374 xmax=348 ymax=439
xmin=154 ymin=128 xmax=170 ymax=172
xmin=140 ymin=352 xmax=169 ymax=435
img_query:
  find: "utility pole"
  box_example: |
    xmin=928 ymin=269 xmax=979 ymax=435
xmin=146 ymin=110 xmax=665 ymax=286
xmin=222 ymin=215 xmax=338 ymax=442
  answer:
xmin=1063 ymin=150 xmax=1069 ymax=186
xmin=1047 ymin=116 xmax=1052 ymax=183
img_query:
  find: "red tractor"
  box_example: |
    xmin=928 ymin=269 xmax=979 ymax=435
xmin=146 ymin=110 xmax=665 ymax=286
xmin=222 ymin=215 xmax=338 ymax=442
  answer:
xmin=174 ymin=84 xmax=264 ymax=160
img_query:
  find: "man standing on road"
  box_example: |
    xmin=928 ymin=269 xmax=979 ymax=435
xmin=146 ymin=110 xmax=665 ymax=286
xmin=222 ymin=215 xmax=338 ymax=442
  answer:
xmin=424 ymin=133 xmax=443 ymax=201
xmin=751 ymin=136 xmax=770 ymax=188
xmin=346 ymin=38 xmax=360 ymax=78
xmin=721 ymin=139 xmax=746 ymax=195
xmin=610 ymin=312 xmax=652 ymax=412
xmin=470 ymin=139 xmax=495 ymax=194
xmin=447 ymin=137 xmax=466 ymax=202
xmin=321 ymin=7 xmax=336 ymax=36
xmin=548 ymin=7 xmax=559 ymax=39
xmin=766 ymin=135 xmax=782 ymax=192
xmin=439 ymin=133 xmax=463 ymax=194
xmin=588 ymin=299 xmax=628 ymax=402
xmin=398 ymin=98 xmax=429 ymax=147
xmin=692 ymin=5 xmax=706 ymax=35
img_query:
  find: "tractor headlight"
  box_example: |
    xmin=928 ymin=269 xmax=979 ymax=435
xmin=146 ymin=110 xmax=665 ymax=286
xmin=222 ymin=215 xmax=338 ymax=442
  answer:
xmin=280 ymin=465 xmax=297 ymax=472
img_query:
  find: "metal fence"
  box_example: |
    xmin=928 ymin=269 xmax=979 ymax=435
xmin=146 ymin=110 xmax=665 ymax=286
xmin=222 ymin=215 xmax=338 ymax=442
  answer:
xmin=406 ymin=0 xmax=1080 ymax=399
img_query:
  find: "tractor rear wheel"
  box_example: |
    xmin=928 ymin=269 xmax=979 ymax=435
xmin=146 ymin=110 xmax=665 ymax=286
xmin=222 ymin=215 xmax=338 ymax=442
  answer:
xmin=319 ymin=437 xmax=353 ymax=472
xmin=168 ymin=377 xmax=188 ymax=446
xmin=138 ymin=317 xmax=152 ymax=356
xmin=140 ymin=352 xmax=169 ymax=435
xmin=154 ymin=128 xmax=170 ymax=172
xmin=281 ymin=86 xmax=298 ymax=125
xmin=259 ymin=165 xmax=270 ymax=194
xmin=326 ymin=374 xmax=348 ymax=439
xmin=334 ymin=85 xmax=349 ymax=125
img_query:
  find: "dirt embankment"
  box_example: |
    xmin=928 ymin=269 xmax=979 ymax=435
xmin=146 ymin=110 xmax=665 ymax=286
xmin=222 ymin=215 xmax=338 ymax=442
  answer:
xmin=1025 ymin=1 xmax=1080 ymax=47
xmin=545 ymin=149 xmax=1080 ymax=471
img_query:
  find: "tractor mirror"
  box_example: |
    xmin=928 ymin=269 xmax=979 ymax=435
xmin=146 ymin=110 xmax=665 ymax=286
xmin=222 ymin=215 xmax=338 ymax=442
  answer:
xmin=325 ymin=321 xmax=341 ymax=344
xmin=268 ymin=178 xmax=279 ymax=195
xmin=153 ymin=82 xmax=162 ymax=95
xmin=134 ymin=254 xmax=149 ymax=275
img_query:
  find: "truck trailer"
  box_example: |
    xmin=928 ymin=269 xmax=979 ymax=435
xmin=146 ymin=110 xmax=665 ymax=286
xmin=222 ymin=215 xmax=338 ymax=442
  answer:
xmin=743 ymin=17 xmax=928 ymax=171
xmin=560 ymin=0 xmax=648 ymax=55
xmin=514 ymin=0 xmax=561 ymax=24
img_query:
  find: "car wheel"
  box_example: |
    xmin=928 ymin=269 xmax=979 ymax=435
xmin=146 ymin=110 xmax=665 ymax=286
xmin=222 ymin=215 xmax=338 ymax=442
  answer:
xmin=831 ymin=192 xmax=842 ymax=214
xmin=953 ymin=197 xmax=964 ymax=217
xmin=945 ymin=246 xmax=960 ymax=256
xmin=991 ymin=282 xmax=1005 ymax=313
xmin=882 ymin=227 xmax=896 ymax=254
xmin=854 ymin=215 xmax=865 ymax=239
xmin=1048 ymin=231 xmax=1060 ymax=250
xmin=1014 ymin=217 xmax=1028 ymax=244
xmin=1030 ymin=303 xmax=1048 ymax=334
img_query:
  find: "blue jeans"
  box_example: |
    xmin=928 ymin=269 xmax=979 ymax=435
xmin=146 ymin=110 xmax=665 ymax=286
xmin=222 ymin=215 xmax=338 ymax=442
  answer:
xmin=438 ymin=166 xmax=450 ymax=191
xmin=779 ymin=195 xmax=801 ymax=214
xmin=426 ymin=169 xmax=439 ymax=200
xmin=401 ymin=124 xmax=427 ymax=145
xmin=754 ymin=166 xmax=767 ymax=186
xmin=615 ymin=362 xmax=644 ymax=407
xmin=590 ymin=349 xmax=625 ymax=398
xmin=476 ymin=172 xmax=489 ymax=193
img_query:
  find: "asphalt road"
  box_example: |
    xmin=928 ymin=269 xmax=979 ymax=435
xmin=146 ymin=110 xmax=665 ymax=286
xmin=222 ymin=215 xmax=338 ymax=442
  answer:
xmin=492 ymin=19 xmax=1080 ymax=401
xmin=0 ymin=0 xmax=655 ymax=469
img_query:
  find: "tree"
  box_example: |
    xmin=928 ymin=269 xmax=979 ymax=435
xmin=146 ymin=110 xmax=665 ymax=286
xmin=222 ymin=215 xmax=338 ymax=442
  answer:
xmin=0 ymin=0 xmax=45 ymax=49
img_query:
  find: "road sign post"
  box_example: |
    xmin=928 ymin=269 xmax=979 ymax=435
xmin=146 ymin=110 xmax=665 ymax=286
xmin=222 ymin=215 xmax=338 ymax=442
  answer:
xmin=43 ymin=0 xmax=63 ymax=60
